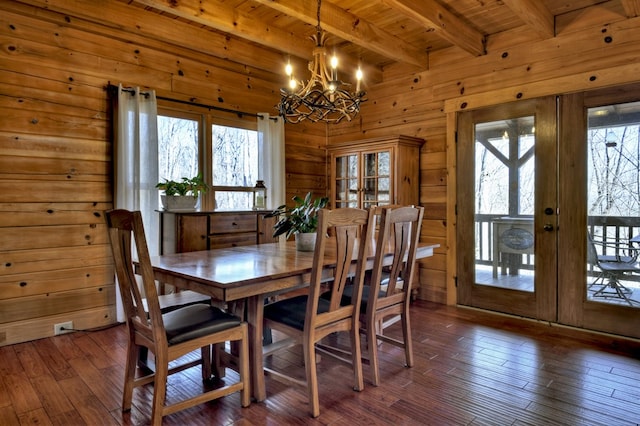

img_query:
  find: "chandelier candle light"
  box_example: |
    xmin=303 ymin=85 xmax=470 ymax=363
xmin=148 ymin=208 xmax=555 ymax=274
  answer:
xmin=278 ymin=0 xmax=367 ymax=124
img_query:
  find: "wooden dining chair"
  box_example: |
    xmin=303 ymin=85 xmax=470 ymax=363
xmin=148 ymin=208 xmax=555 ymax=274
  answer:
xmin=106 ymin=209 xmax=250 ymax=426
xmin=262 ymin=207 xmax=375 ymax=418
xmin=356 ymin=205 xmax=424 ymax=386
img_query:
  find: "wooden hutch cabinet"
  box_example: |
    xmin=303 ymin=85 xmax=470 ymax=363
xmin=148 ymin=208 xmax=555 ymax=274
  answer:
xmin=328 ymin=135 xmax=424 ymax=209
xmin=159 ymin=211 xmax=277 ymax=254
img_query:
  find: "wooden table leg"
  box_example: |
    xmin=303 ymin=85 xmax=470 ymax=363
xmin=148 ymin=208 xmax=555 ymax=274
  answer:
xmin=246 ymin=295 xmax=266 ymax=402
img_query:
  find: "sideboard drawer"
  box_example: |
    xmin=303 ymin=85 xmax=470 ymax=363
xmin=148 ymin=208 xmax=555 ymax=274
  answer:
xmin=209 ymin=213 xmax=257 ymax=234
xmin=209 ymin=232 xmax=257 ymax=249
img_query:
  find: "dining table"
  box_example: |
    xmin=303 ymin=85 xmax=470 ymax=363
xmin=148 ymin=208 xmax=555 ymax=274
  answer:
xmin=147 ymin=239 xmax=439 ymax=402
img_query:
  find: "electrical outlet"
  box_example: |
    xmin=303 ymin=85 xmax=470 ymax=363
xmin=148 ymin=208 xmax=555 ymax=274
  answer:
xmin=54 ymin=321 xmax=73 ymax=336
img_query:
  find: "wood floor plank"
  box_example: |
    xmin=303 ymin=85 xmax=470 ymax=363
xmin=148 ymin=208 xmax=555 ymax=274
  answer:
xmin=30 ymin=373 xmax=75 ymax=417
xmin=30 ymin=338 xmax=77 ymax=381
xmin=0 ymin=406 xmax=20 ymax=425
xmin=16 ymin=407 xmax=53 ymax=426
xmin=13 ymin=342 xmax=49 ymax=379
xmin=57 ymin=376 xmax=120 ymax=426
xmin=66 ymin=356 xmax=122 ymax=412
xmin=2 ymin=372 xmax=42 ymax=415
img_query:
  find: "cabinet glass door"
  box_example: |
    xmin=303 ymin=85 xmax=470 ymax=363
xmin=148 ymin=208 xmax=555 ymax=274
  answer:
xmin=334 ymin=153 xmax=359 ymax=207
xmin=362 ymin=150 xmax=391 ymax=209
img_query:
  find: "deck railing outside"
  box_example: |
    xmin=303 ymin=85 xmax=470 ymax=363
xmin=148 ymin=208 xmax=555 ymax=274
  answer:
xmin=475 ymin=214 xmax=640 ymax=280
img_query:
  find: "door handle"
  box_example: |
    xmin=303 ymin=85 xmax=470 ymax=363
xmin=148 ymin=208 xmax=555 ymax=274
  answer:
xmin=543 ymin=224 xmax=554 ymax=231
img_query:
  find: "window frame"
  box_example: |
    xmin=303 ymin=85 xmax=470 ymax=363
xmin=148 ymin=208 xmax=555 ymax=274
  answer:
xmin=157 ymin=102 xmax=260 ymax=211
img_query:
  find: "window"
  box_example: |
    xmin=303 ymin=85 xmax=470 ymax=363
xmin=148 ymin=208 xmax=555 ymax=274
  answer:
xmin=211 ymin=124 xmax=259 ymax=210
xmin=157 ymin=107 xmax=261 ymax=211
xmin=157 ymin=113 xmax=199 ymax=183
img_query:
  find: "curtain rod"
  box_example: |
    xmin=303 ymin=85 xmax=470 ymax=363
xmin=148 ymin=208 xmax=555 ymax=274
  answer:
xmin=111 ymin=84 xmax=278 ymax=121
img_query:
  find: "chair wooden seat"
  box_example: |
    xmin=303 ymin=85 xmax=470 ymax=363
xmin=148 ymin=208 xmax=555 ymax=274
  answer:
xmin=263 ymin=207 xmax=375 ymax=418
xmin=106 ymin=209 xmax=250 ymax=426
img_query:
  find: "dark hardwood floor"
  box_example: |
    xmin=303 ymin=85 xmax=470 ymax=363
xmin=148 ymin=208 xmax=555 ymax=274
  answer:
xmin=2 ymin=301 xmax=640 ymax=425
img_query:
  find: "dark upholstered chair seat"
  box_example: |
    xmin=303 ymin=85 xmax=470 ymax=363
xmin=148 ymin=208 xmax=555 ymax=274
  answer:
xmin=163 ymin=303 xmax=242 ymax=345
xmin=327 ymin=284 xmax=386 ymax=313
xmin=263 ymin=295 xmax=331 ymax=330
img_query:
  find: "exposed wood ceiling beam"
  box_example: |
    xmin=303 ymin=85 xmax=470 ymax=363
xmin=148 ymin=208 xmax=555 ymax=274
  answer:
xmin=252 ymin=0 xmax=428 ymax=68
xmin=382 ymin=0 xmax=485 ymax=56
xmin=133 ymin=0 xmax=382 ymax=83
xmin=134 ymin=0 xmax=313 ymax=60
xmin=621 ymin=0 xmax=640 ymax=17
xmin=502 ymin=0 xmax=554 ymax=39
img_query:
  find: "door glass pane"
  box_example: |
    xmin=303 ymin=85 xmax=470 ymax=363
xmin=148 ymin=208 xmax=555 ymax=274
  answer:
xmin=586 ymin=101 xmax=640 ymax=307
xmin=475 ymin=117 xmax=536 ymax=291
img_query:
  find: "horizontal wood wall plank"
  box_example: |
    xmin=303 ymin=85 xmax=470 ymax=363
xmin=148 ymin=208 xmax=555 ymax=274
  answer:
xmin=0 ymin=224 xmax=108 ymax=251
xmin=0 ymin=245 xmax=111 ymax=276
xmin=0 ymin=203 xmax=108 ymax=226
xmin=0 ymin=306 xmax=115 ymax=346
xmin=0 ymin=156 xmax=108 ymax=178
xmin=0 ymin=265 xmax=114 ymax=298
xmin=0 ymin=285 xmax=115 ymax=324
xmin=0 ymin=132 xmax=109 ymax=162
xmin=0 ymin=181 xmax=110 ymax=203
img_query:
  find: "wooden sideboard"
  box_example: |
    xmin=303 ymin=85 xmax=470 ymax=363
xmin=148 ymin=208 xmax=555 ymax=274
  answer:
xmin=159 ymin=211 xmax=277 ymax=255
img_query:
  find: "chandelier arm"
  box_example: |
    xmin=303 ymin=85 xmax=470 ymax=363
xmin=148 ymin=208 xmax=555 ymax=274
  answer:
xmin=276 ymin=0 xmax=366 ymax=124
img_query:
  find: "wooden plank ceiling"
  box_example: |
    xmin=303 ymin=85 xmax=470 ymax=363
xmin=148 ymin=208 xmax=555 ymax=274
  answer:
xmin=122 ymin=0 xmax=636 ymax=81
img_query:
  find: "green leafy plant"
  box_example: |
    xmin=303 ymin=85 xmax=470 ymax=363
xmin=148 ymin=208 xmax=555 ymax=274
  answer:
xmin=156 ymin=174 xmax=208 ymax=197
xmin=266 ymin=192 xmax=329 ymax=238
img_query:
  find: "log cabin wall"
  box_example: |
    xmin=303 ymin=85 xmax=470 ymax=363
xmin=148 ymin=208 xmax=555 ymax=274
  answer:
xmin=0 ymin=0 xmax=326 ymax=346
xmin=0 ymin=0 xmax=638 ymax=346
xmin=328 ymin=2 xmax=639 ymax=304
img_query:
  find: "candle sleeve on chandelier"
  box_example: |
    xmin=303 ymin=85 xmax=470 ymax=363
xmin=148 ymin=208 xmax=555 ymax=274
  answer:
xmin=330 ymin=55 xmax=338 ymax=81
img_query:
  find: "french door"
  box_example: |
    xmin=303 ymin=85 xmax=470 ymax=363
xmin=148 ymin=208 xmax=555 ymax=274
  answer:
xmin=559 ymin=87 xmax=640 ymax=339
xmin=457 ymin=88 xmax=640 ymax=339
xmin=457 ymin=97 xmax=557 ymax=321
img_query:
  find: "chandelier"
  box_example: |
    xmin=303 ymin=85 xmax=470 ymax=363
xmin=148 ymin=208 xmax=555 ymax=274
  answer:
xmin=277 ymin=0 xmax=367 ymax=124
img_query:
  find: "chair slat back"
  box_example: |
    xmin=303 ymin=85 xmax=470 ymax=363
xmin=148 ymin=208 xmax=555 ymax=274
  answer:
xmin=306 ymin=208 xmax=375 ymax=329
xmin=106 ymin=209 xmax=165 ymax=344
xmin=369 ymin=206 xmax=424 ymax=307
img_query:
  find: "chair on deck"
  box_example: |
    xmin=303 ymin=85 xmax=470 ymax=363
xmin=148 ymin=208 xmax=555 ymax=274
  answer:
xmin=262 ymin=208 xmax=375 ymax=418
xmin=106 ymin=209 xmax=249 ymax=426
xmin=345 ymin=205 xmax=424 ymax=386
xmin=587 ymin=232 xmax=640 ymax=306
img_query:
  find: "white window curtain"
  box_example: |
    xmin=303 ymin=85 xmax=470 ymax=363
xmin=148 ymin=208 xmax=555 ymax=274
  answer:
xmin=113 ymin=84 xmax=159 ymax=321
xmin=258 ymin=113 xmax=285 ymax=209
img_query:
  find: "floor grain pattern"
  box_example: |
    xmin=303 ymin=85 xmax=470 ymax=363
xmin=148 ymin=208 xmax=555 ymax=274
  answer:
xmin=1 ymin=301 xmax=639 ymax=425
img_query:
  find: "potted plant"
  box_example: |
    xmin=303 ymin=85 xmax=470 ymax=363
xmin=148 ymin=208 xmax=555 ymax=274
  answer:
xmin=156 ymin=174 xmax=208 ymax=211
xmin=266 ymin=192 xmax=329 ymax=251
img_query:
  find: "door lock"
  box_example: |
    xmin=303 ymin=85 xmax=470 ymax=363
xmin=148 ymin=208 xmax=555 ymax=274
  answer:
xmin=543 ymin=224 xmax=554 ymax=231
